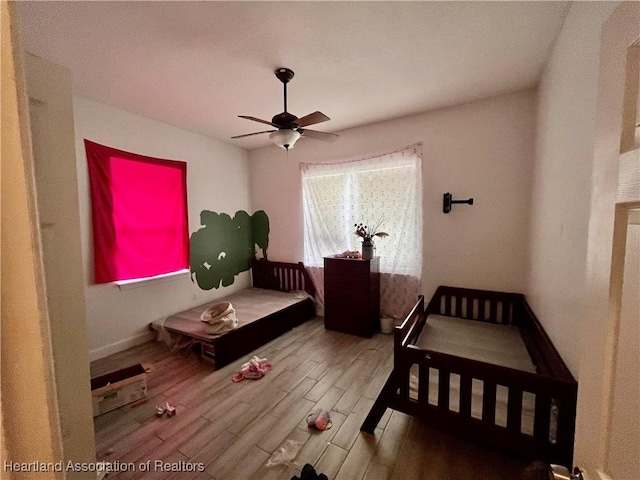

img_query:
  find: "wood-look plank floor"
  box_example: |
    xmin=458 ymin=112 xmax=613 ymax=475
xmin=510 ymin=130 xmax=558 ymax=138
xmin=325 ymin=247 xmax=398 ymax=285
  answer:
xmin=91 ymin=317 xmax=530 ymax=479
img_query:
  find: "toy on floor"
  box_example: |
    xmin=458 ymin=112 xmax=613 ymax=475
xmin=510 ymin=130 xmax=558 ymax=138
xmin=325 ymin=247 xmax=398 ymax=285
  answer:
xmin=155 ymin=401 xmax=176 ymax=417
xmin=291 ymin=463 xmax=328 ymax=480
xmin=232 ymin=355 xmax=272 ymax=382
xmin=306 ymin=408 xmax=332 ymax=431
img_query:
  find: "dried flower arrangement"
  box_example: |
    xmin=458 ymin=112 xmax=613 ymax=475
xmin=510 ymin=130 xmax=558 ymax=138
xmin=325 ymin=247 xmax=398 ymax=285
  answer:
xmin=354 ymin=218 xmax=389 ymax=243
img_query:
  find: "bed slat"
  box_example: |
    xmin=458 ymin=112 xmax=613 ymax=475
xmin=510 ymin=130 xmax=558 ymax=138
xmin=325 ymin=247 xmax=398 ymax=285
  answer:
xmin=459 ymin=375 xmax=472 ymax=418
xmin=478 ymin=298 xmax=486 ymax=322
xmin=490 ymin=300 xmax=497 ymax=323
xmin=419 ymin=364 xmax=429 ymax=404
xmin=399 ymin=361 xmax=411 ymax=399
xmin=438 ymin=370 xmax=451 ymax=410
xmin=507 ymin=388 xmax=523 ymax=433
xmin=482 ymin=381 xmax=497 ymax=423
xmin=534 ymin=395 xmax=552 ymax=442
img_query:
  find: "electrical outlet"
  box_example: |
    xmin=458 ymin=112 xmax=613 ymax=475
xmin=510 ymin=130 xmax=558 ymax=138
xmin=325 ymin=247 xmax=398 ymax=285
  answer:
xmin=192 ymin=293 xmax=198 ymax=301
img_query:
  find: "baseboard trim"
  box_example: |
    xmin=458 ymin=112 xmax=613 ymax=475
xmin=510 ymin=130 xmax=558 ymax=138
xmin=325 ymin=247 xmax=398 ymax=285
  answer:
xmin=89 ymin=331 xmax=156 ymax=362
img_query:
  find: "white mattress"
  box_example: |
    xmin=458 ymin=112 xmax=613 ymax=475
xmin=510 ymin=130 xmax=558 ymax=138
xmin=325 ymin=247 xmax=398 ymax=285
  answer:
xmin=415 ymin=314 xmax=536 ymax=372
xmin=410 ymin=314 xmax=542 ymax=436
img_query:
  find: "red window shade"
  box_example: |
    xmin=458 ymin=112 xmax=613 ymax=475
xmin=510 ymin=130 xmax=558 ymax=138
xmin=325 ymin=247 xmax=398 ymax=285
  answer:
xmin=85 ymin=140 xmax=189 ymax=283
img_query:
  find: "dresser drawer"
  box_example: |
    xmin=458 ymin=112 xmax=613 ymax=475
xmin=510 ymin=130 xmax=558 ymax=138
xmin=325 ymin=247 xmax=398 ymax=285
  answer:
xmin=324 ymin=298 xmax=373 ymax=336
xmin=324 ymin=258 xmax=371 ymax=278
xmin=324 ymin=274 xmax=368 ymax=293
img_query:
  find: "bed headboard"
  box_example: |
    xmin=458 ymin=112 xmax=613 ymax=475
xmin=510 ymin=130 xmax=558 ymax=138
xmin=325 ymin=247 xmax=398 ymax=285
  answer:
xmin=425 ymin=286 xmax=523 ymax=325
xmin=251 ymin=258 xmax=316 ymax=298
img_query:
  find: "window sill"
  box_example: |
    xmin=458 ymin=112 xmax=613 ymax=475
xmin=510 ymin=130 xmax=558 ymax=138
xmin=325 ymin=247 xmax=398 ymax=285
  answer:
xmin=116 ymin=269 xmax=190 ymax=291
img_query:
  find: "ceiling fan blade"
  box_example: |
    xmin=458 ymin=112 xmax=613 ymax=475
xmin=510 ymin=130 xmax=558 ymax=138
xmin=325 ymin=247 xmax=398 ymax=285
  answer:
xmin=300 ymin=129 xmax=339 ymax=143
xmin=238 ymin=115 xmax=278 ymax=127
xmin=293 ymin=111 xmax=330 ymax=128
xmin=231 ymin=130 xmax=276 ymax=139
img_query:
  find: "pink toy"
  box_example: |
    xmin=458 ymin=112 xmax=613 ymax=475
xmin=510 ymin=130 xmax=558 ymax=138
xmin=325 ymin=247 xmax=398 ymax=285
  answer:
xmin=306 ymin=408 xmax=332 ymax=431
xmin=306 ymin=408 xmax=322 ymax=427
xmin=232 ymin=356 xmax=272 ymax=382
xmin=155 ymin=401 xmax=177 ymax=417
xmin=315 ymin=410 xmax=331 ymax=430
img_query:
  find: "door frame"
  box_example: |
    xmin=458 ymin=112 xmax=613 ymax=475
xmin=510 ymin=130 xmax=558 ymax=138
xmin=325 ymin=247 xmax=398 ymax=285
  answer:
xmin=574 ymin=3 xmax=640 ymax=479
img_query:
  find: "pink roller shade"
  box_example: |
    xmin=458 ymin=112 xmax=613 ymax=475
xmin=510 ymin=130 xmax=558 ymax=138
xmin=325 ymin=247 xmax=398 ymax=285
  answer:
xmin=85 ymin=140 xmax=188 ymax=283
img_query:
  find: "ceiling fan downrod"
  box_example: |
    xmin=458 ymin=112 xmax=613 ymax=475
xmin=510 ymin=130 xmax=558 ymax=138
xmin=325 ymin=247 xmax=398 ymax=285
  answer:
xmin=275 ymin=67 xmax=294 ymax=113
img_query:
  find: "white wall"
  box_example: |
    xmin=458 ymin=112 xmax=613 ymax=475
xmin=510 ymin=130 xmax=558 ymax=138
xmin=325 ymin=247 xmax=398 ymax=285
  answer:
xmin=73 ymin=97 xmax=251 ymax=360
xmin=249 ymin=89 xmax=536 ymax=300
xmin=527 ymin=1 xmax=618 ymax=376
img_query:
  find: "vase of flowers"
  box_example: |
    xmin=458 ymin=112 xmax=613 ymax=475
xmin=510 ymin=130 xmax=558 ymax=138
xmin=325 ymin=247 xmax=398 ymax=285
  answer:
xmin=361 ymin=239 xmax=375 ymax=260
xmin=354 ymin=219 xmax=388 ymax=260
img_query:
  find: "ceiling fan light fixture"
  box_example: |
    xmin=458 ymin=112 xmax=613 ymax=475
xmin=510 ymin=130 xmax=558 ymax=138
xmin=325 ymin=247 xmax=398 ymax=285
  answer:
xmin=269 ymin=129 xmax=300 ymax=150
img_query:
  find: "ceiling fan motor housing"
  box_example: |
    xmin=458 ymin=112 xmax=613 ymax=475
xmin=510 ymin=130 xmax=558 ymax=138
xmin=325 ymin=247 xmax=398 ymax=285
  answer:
xmin=271 ymin=111 xmax=298 ymax=128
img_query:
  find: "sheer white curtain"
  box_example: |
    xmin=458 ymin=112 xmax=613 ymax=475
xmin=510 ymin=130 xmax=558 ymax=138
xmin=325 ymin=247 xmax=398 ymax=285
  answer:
xmin=301 ymin=144 xmax=422 ymax=318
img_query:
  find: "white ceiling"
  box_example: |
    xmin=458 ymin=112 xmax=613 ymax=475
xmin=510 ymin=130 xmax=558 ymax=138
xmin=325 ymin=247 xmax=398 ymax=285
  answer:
xmin=17 ymin=1 xmax=569 ymax=150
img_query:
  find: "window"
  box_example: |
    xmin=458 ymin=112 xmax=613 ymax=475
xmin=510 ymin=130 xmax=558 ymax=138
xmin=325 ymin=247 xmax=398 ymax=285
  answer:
xmin=301 ymin=144 xmax=422 ymax=318
xmin=85 ymin=140 xmax=189 ymax=283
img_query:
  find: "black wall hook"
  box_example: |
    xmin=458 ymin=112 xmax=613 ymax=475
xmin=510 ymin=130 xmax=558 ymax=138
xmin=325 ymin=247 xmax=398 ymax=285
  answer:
xmin=443 ymin=193 xmax=474 ymax=213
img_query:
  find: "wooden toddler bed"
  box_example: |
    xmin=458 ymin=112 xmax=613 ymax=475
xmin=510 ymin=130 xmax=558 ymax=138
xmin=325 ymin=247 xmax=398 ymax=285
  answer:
xmin=361 ymin=286 xmax=578 ymax=467
xmin=159 ymin=259 xmax=315 ymax=367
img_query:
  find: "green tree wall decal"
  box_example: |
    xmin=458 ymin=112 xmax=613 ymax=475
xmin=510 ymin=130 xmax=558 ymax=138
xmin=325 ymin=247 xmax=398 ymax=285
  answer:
xmin=190 ymin=210 xmax=270 ymax=290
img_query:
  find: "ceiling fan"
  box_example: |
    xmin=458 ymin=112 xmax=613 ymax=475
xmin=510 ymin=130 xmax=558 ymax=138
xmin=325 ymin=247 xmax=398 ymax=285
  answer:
xmin=232 ymin=68 xmax=338 ymax=150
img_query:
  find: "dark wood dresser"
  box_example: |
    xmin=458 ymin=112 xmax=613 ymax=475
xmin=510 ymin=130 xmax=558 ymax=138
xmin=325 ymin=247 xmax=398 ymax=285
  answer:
xmin=323 ymin=256 xmax=380 ymax=337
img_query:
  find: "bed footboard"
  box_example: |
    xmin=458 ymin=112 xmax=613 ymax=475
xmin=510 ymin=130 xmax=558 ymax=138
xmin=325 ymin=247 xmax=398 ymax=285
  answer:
xmin=362 ymin=286 xmax=578 ymax=467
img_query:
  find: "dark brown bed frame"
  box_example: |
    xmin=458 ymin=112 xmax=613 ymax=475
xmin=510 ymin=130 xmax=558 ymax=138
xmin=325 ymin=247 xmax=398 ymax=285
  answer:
xmin=188 ymin=259 xmax=316 ymax=367
xmin=361 ymin=286 xmax=578 ymax=467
